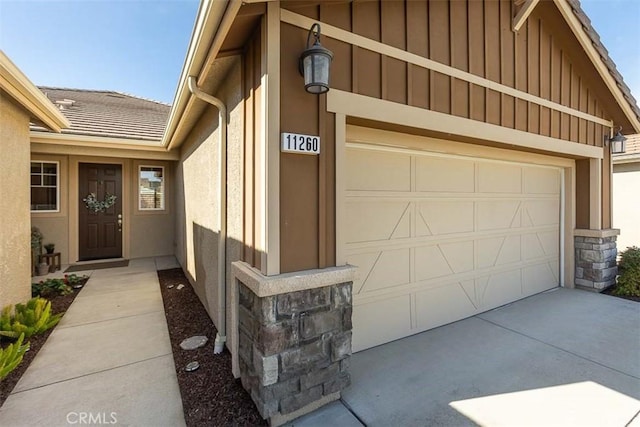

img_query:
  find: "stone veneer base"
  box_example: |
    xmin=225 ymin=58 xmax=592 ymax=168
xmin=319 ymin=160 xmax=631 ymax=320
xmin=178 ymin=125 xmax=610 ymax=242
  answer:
xmin=574 ymin=230 xmax=619 ymax=291
xmin=232 ymin=262 xmax=356 ymax=427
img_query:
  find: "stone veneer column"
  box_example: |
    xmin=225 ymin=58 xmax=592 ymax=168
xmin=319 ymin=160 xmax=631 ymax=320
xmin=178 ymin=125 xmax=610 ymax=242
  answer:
xmin=231 ymin=262 xmax=356 ymax=427
xmin=574 ymin=229 xmax=620 ymax=291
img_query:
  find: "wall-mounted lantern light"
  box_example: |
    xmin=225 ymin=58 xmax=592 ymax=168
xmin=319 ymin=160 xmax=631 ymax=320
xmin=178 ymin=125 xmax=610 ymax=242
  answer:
xmin=607 ymin=126 xmax=627 ymax=154
xmin=299 ymin=23 xmax=333 ymax=94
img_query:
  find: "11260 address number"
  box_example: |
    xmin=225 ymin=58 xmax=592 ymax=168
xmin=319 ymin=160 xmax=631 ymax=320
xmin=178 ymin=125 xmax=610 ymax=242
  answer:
xmin=281 ymin=132 xmax=320 ymax=155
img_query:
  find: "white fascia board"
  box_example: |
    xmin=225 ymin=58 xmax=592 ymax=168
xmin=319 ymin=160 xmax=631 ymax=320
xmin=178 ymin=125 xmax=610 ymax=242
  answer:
xmin=0 ymin=50 xmax=70 ymax=132
xmin=552 ymin=0 xmax=640 ymax=132
xmin=162 ymin=0 xmax=241 ymax=149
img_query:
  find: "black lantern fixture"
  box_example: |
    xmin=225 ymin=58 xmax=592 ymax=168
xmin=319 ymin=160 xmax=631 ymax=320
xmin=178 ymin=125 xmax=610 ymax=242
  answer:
xmin=299 ymin=23 xmax=333 ymax=94
xmin=608 ymin=126 xmax=627 ymax=154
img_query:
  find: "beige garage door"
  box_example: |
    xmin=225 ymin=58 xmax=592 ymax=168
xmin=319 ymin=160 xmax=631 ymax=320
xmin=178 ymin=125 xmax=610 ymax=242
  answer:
xmin=345 ymin=144 xmax=561 ymax=351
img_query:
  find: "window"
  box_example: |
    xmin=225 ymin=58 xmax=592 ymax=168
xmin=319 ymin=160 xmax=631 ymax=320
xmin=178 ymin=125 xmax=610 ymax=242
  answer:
xmin=139 ymin=166 xmax=165 ymax=210
xmin=31 ymin=161 xmax=59 ymax=212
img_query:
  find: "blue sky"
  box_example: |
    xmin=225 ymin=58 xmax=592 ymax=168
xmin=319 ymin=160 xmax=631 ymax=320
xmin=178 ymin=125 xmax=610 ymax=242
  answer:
xmin=0 ymin=0 xmax=199 ymax=104
xmin=0 ymin=0 xmax=638 ymax=107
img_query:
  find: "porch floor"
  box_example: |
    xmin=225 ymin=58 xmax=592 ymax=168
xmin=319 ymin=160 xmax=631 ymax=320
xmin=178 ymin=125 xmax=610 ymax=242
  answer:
xmin=0 ymin=256 xmax=185 ymax=426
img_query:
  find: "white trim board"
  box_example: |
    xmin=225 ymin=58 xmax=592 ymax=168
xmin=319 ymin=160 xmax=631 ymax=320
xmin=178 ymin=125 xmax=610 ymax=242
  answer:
xmin=327 ymin=90 xmax=603 ymax=160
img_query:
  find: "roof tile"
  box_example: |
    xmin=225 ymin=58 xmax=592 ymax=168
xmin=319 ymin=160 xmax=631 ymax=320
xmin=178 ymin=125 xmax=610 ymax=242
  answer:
xmin=32 ymin=87 xmax=170 ymax=141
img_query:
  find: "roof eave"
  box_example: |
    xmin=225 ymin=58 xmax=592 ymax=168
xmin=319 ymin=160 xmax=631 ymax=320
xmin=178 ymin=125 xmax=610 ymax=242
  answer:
xmin=0 ymin=50 xmax=70 ymax=132
xmin=162 ymin=0 xmax=241 ymax=150
xmin=553 ymin=0 xmax=640 ymax=133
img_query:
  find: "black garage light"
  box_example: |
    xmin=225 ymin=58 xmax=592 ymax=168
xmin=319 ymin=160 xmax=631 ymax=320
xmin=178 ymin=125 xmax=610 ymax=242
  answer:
xmin=607 ymin=127 xmax=627 ymax=154
xmin=299 ymin=23 xmax=333 ymax=94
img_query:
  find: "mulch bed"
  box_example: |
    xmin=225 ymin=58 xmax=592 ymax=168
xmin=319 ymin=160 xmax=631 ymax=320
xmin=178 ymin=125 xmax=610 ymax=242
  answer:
xmin=157 ymin=268 xmax=266 ymax=427
xmin=0 ymin=278 xmax=88 ymax=407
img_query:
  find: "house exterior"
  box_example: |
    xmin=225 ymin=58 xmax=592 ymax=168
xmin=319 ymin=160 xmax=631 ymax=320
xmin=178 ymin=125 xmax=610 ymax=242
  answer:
xmin=29 ymin=87 xmax=177 ymax=266
xmin=164 ymin=0 xmax=640 ymax=424
xmin=2 ymin=0 xmax=639 ymax=424
xmin=613 ymin=134 xmax=640 ymax=252
xmin=0 ymin=51 xmax=69 ymax=308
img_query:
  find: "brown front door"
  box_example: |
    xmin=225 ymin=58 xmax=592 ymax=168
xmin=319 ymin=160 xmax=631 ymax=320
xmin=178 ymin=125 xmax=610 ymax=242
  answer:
xmin=78 ymin=163 xmax=123 ymax=260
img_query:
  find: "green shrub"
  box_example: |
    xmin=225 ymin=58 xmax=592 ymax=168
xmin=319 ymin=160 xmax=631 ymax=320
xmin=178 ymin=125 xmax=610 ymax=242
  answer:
xmin=0 ymin=333 xmax=29 ymax=381
xmin=32 ymin=274 xmax=86 ymax=298
xmin=614 ymin=246 xmax=640 ymax=297
xmin=32 ymin=278 xmax=71 ymax=298
xmin=0 ymin=298 xmax=62 ymax=339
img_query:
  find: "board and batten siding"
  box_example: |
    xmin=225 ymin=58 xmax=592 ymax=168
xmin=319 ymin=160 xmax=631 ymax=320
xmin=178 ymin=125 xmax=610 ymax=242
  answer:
xmin=275 ymin=0 xmax=617 ymax=273
xmin=242 ymin=24 xmax=265 ymax=271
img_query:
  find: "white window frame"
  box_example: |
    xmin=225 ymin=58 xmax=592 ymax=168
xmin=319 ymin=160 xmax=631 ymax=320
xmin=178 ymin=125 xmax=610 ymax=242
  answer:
xmin=138 ymin=165 xmax=165 ymax=211
xmin=30 ymin=160 xmax=60 ymax=213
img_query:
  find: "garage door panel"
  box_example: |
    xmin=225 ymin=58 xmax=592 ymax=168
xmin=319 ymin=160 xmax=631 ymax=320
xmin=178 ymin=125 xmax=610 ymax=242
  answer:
xmin=351 ymin=249 xmax=411 ymax=294
xmin=477 ymin=235 xmax=522 ymax=269
xmin=524 ymin=167 xmax=561 ymax=194
xmin=478 ymin=162 xmax=522 ymax=193
xmin=496 ymin=235 xmax=523 ymax=266
xmin=418 ymin=201 xmax=474 ymax=235
xmin=348 ymin=252 xmax=379 ymax=294
xmin=347 ymin=149 xmax=410 ymax=191
xmin=477 ymin=200 xmax=521 ymax=231
xmin=415 ymin=283 xmax=479 ymax=330
xmin=477 ymin=237 xmax=505 ymax=269
xmin=538 ymin=230 xmax=560 ymax=256
xmin=345 ymin=144 xmax=561 ymax=352
xmin=524 ymin=199 xmax=560 ymax=226
xmin=523 ymin=264 xmax=558 ymax=294
xmin=439 ymin=241 xmax=474 ymax=273
xmin=415 ymin=245 xmax=453 ymax=281
xmin=482 ymin=270 xmax=523 ymax=308
xmin=352 ymin=294 xmax=412 ymax=351
xmin=522 ymin=233 xmax=546 ymax=260
xmin=415 ymin=156 xmax=475 ymax=193
xmin=346 ymin=201 xmax=410 ymax=243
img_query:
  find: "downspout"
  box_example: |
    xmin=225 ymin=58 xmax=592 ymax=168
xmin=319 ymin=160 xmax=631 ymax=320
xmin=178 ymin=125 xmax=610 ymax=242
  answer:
xmin=187 ymin=75 xmax=227 ymax=354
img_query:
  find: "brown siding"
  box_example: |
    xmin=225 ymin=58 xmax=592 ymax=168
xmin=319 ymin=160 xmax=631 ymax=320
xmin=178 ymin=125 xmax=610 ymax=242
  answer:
xmin=278 ymin=0 xmax=617 ymax=272
xmin=602 ymin=150 xmax=611 ymax=229
xmin=242 ymin=25 xmax=264 ymax=270
xmin=575 ymin=159 xmax=590 ymax=229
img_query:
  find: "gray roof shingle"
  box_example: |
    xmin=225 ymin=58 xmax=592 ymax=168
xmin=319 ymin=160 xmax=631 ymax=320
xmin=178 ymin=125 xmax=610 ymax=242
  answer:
xmin=32 ymin=87 xmax=170 ymax=142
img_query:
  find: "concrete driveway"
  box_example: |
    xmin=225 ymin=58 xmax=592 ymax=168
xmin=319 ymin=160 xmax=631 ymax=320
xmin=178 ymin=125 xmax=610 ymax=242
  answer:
xmin=290 ymin=288 xmax=640 ymax=426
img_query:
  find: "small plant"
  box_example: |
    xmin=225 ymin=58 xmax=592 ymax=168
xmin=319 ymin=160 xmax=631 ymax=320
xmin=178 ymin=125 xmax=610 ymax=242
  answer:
xmin=0 ymin=333 xmax=30 ymax=381
xmin=0 ymin=298 xmax=62 ymax=339
xmin=614 ymin=246 xmax=640 ymax=297
xmin=30 ymin=227 xmax=43 ymax=250
xmin=32 ymin=278 xmax=72 ymax=298
xmin=44 ymin=243 xmax=55 ymax=254
xmin=64 ymin=274 xmax=88 ymax=287
xmin=31 ymin=274 xmax=87 ymax=298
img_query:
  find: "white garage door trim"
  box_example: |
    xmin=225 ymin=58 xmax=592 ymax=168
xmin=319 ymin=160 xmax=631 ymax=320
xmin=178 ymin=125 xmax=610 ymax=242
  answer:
xmin=339 ymin=130 xmax=570 ymax=352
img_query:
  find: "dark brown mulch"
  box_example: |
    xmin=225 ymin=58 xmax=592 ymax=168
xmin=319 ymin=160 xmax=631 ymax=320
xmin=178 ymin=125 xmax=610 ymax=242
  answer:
xmin=0 ymin=278 xmax=87 ymax=407
xmin=157 ymin=268 xmax=266 ymax=427
xmin=601 ymin=285 xmax=640 ymax=302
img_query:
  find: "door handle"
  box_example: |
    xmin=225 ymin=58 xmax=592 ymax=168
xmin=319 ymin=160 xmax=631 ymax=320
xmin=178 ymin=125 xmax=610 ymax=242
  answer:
xmin=117 ymin=213 xmax=123 ymax=230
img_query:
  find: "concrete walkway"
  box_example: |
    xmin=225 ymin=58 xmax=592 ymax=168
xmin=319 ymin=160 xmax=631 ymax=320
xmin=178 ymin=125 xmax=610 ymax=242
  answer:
xmin=290 ymin=288 xmax=640 ymax=426
xmin=0 ymin=257 xmax=185 ymax=427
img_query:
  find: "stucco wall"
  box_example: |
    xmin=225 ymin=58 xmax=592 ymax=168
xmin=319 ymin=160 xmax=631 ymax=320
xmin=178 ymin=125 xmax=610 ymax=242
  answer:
xmin=129 ymin=159 xmax=175 ymax=259
xmin=0 ymin=94 xmax=32 ymax=308
xmin=613 ymin=162 xmax=640 ymax=251
xmin=176 ymin=105 xmax=221 ymax=319
xmin=31 ymin=154 xmax=175 ymax=264
xmin=175 ymin=58 xmax=243 ymax=337
xmin=31 ymin=153 xmax=70 ymax=264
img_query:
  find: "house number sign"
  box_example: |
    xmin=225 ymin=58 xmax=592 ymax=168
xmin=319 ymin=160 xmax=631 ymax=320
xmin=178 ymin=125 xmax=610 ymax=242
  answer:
xmin=281 ymin=132 xmax=320 ymax=155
